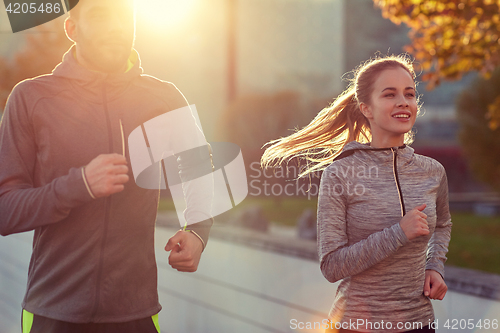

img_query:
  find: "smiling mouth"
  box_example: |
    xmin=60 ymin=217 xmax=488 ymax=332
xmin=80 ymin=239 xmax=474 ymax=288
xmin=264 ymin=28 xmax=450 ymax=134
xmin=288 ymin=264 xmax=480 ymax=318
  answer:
xmin=393 ymin=114 xmax=410 ymax=119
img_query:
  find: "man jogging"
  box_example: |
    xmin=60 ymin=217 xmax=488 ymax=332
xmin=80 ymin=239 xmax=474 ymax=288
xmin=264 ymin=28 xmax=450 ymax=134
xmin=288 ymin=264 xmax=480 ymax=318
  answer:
xmin=0 ymin=0 xmax=213 ymax=331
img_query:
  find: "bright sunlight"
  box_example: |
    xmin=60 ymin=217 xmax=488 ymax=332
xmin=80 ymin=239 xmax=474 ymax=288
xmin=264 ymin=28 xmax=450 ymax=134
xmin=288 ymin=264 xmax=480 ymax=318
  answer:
xmin=135 ymin=0 xmax=199 ymax=29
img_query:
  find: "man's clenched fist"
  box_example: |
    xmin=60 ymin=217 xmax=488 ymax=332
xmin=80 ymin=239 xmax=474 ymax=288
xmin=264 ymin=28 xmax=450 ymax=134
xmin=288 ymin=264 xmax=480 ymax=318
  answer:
xmin=84 ymin=153 xmax=129 ymax=198
xmin=165 ymin=230 xmax=203 ymax=272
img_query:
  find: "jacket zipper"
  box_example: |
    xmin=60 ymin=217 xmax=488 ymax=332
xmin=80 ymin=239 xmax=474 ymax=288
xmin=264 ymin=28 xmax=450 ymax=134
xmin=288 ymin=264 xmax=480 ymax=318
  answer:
xmin=391 ymin=147 xmax=406 ymax=217
xmin=119 ymin=119 xmax=125 ymax=157
xmin=335 ymin=145 xmax=407 ymax=216
xmin=90 ymin=81 xmax=114 ymax=320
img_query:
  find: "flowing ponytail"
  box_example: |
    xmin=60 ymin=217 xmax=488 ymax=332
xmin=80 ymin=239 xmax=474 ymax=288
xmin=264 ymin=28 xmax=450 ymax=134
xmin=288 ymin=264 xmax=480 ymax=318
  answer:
xmin=260 ymin=54 xmax=418 ymax=178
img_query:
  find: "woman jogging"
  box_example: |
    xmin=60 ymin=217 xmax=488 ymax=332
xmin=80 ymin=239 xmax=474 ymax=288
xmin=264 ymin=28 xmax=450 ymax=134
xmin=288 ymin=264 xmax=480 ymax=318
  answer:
xmin=261 ymin=55 xmax=452 ymax=332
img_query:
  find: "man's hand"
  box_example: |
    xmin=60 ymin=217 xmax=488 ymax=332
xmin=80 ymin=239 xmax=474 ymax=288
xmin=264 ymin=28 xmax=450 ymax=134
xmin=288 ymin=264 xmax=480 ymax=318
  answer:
xmin=84 ymin=154 xmax=129 ymax=198
xmin=423 ymin=269 xmax=448 ymax=300
xmin=165 ymin=230 xmax=203 ymax=272
xmin=399 ymin=204 xmax=429 ymax=240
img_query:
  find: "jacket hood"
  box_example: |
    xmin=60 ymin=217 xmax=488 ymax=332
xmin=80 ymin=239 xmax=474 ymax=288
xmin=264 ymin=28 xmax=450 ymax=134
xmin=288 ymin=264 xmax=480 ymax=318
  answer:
xmin=52 ymin=45 xmax=143 ymax=103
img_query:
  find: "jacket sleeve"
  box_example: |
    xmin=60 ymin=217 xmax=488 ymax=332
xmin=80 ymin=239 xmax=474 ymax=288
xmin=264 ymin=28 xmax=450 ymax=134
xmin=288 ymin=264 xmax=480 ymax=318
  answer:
xmin=177 ymin=144 xmax=214 ymax=250
xmin=164 ymin=84 xmax=213 ymax=248
xmin=317 ymin=168 xmax=409 ymax=283
xmin=0 ymin=83 xmax=93 ymax=236
xmin=425 ymin=168 xmax=452 ymax=278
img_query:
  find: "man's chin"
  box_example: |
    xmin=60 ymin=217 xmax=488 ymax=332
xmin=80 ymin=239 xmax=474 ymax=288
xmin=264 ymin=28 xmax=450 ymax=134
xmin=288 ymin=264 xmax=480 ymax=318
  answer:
xmin=94 ymin=53 xmax=130 ymax=73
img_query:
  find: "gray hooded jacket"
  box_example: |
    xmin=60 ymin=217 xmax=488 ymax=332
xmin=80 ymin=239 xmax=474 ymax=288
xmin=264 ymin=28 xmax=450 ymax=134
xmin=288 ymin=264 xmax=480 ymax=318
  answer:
xmin=0 ymin=46 xmax=212 ymax=323
xmin=317 ymin=141 xmax=452 ymax=332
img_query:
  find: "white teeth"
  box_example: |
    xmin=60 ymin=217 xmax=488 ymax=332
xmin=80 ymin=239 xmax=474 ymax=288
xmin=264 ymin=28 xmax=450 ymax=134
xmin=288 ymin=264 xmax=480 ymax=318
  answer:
xmin=393 ymin=114 xmax=410 ymax=118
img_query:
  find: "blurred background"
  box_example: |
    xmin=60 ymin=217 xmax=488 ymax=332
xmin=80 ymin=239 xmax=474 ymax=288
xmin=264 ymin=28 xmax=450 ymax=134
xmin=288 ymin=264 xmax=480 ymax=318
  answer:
xmin=1 ymin=0 xmax=499 ymax=332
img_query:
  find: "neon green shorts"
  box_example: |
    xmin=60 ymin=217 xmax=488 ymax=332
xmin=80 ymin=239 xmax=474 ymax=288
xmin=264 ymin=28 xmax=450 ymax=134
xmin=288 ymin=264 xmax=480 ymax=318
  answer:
xmin=22 ymin=309 xmax=160 ymax=333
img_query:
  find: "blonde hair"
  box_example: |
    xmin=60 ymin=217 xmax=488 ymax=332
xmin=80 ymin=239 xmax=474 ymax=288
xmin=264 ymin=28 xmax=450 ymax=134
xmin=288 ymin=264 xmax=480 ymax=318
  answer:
xmin=260 ymin=54 xmax=419 ymax=178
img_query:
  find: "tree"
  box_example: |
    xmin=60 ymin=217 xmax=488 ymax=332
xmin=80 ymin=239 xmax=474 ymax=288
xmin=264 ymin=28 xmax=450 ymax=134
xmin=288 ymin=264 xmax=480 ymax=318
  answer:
xmin=373 ymin=0 xmax=500 ymax=129
xmin=0 ymin=19 xmax=72 ymax=110
xmin=345 ymin=0 xmax=409 ymax=73
xmin=457 ymin=68 xmax=500 ymax=190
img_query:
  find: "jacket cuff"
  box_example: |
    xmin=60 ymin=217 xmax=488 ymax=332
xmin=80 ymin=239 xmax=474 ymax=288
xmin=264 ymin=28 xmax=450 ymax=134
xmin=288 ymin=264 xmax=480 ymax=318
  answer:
xmin=54 ymin=167 xmax=95 ymax=209
xmin=391 ymin=222 xmax=409 ymax=247
xmin=82 ymin=167 xmax=96 ymax=199
xmin=425 ymin=262 xmax=445 ymax=279
xmin=184 ymin=217 xmax=213 ymax=251
xmin=189 ymin=230 xmax=205 ymax=250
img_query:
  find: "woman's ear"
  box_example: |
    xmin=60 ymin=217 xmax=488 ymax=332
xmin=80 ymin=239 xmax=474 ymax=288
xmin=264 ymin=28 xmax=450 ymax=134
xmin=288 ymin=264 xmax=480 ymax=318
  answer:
xmin=359 ymin=102 xmax=372 ymax=119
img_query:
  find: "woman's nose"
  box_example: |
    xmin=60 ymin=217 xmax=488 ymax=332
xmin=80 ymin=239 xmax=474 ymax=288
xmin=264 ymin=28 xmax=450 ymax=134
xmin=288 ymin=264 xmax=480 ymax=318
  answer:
xmin=397 ymin=95 xmax=409 ymax=108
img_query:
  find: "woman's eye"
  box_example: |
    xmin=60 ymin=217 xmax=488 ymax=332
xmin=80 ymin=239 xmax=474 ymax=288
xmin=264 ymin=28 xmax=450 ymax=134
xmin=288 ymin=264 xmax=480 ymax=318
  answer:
xmin=385 ymin=93 xmax=394 ymax=97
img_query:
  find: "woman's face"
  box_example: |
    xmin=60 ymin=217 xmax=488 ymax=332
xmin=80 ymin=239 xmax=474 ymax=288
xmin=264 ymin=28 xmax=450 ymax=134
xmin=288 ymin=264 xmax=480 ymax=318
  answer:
xmin=360 ymin=67 xmax=418 ymax=147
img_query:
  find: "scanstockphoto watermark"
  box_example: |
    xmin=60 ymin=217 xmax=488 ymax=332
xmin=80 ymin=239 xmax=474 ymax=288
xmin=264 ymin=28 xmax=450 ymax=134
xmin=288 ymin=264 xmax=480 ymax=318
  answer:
xmin=290 ymin=318 xmax=430 ymax=331
xmin=248 ymin=162 xmax=379 ymax=200
xmin=249 ymin=162 xmax=321 ymax=200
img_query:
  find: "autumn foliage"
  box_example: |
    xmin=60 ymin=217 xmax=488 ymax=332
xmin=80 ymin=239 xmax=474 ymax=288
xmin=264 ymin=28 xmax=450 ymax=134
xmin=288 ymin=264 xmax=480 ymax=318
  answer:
xmin=374 ymin=0 xmax=500 ymax=130
xmin=0 ymin=19 xmax=72 ymax=109
xmin=457 ymin=68 xmax=500 ymax=191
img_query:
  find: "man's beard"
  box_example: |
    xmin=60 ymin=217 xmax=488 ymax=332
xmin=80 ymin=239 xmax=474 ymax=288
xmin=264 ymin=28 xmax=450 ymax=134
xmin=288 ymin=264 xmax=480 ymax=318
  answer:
xmin=78 ymin=35 xmax=133 ymax=73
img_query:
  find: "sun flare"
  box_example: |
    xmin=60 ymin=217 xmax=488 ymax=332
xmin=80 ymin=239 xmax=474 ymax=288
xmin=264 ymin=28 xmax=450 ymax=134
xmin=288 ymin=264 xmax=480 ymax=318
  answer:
xmin=135 ymin=0 xmax=199 ymax=29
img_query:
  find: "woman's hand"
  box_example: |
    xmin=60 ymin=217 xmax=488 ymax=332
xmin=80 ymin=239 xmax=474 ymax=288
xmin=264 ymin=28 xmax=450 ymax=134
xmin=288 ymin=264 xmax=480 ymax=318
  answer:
xmin=399 ymin=204 xmax=429 ymax=240
xmin=424 ymin=269 xmax=448 ymax=300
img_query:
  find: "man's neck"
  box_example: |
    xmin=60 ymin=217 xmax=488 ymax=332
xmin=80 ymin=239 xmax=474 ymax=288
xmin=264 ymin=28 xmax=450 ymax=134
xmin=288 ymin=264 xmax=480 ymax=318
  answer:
xmin=73 ymin=48 xmax=128 ymax=74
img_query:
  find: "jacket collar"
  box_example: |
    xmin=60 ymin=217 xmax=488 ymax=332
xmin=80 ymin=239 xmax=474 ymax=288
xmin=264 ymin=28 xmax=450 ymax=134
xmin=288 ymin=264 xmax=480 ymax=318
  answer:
xmin=52 ymin=45 xmax=143 ymax=103
xmin=337 ymin=141 xmax=414 ymax=163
